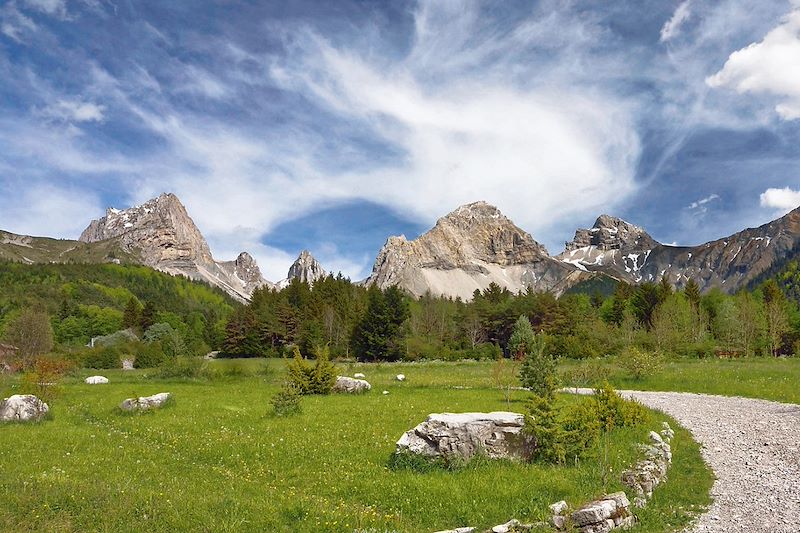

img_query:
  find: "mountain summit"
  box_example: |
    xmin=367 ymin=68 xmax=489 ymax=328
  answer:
xmin=365 ymin=201 xmax=583 ymax=299
xmin=277 ymin=250 xmax=327 ymax=288
xmin=79 ymin=193 xmax=269 ymax=301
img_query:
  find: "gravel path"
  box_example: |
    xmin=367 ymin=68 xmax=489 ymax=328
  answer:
xmin=570 ymin=389 xmax=800 ymax=532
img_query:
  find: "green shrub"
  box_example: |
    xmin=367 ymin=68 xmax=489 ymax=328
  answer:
xmin=285 ymin=345 xmax=336 ymax=395
xmin=559 ymin=399 xmax=602 ymax=463
xmin=524 ymin=394 xmax=565 ymax=464
xmin=133 ymin=341 xmax=167 ymax=368
xmin=83 ymin=345 xmax=121 ymax=369
xmin=617 ymin=346 xmax=663 ymax=380
xmin=593 ymin=382 xmax=648 ymax=430
xmin=270 ymin=382 xmax=303 ymax=416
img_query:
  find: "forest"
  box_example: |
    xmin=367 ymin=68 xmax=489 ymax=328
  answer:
xmin=1 ymin=259 xmax=800 ymax=369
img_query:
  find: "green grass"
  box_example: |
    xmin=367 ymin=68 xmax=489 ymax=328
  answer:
xmin=560 ymin=356 xmax=800 ymax=404
xmin=0 ymin=361 xmax=712 ymax=532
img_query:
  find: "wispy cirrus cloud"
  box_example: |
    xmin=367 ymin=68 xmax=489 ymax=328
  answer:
xmin=661 ymin=1 xmax=692 ymax=42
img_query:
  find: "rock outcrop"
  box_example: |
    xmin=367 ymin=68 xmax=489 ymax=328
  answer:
xmin=78 ymin=193 xmax=269 ymax=301
xmin=395 ymin=411 xmax=534 ymax=461
xmin=120 ymin=392 xmax=172 ymax=412
xmin=332 ymin=376 xmax=371 ymax=393
xmin=85 ymin=376 xmax=109 ymax=384
xmin=366 ymin=202 xmax=584 ymax=299
xmin=277 ymin=250 xmax=327 ymax=288
xmin=0 ymin=394 xmax=49 ymax=422
xmin=559 ymin=207 xmax=800 ymax=293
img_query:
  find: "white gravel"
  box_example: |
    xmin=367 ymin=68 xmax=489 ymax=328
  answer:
xmin=570 ymin=388 xmax=800 ymax=532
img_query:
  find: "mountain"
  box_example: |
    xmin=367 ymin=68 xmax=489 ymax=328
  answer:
xmin=77 ymin=193 xmax=270 ymax=301
xmin=558 ymin=215 xmax=661 ymax=281
xmin=558 ymin=208 xmax=800 ymax=292
xmin=365 ymin=201 xmax=585 ymax=299
xmin=277 ymin=250 xmax=327 ymax=289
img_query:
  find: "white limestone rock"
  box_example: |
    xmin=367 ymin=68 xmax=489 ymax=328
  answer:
xmin=353 ymin=372 xmax=366 ymax=379
xmin=396 ymin=374 xmax=405 ymax=381
xmin=85 ymin=375 xmax=109 ymax=384
xmin=0 ymin=394 xmax=49 ymax=422
xmin=332 ymin=376 xmax=371 ymax=394
xmin=550 ymin=500 xmax=568 ymax=515
xmin=120 ymin=392 xmax=172 ymax=412
xmin=491 ymin=519 xmax=520 ymax=533
xmin=395 ymin=412 xmax=533 ymax=461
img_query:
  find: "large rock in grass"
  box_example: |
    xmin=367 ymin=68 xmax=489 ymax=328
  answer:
xmin=0 ymin=394 xmax=49 ymax=422
xmin=332 ymin=376 xmax=371 ymax=394
xmin=120 ymin=392 xmax=172 ymax=412
xmin=85 ymin=375 xmax=109 ymax=384
xmin=396 ymin=412 xmax=534 ymax=461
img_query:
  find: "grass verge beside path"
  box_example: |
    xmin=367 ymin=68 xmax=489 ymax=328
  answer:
xmin=0 ymin=361 xmax=713 ymax=532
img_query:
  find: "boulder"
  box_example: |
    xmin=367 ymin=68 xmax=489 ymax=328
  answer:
xmin=395 ymin=412 xmax=533 ymax=461
xmin=491 ymin=519 xmax=520 ymax=533
xmin=332 ymin=376 xmax=371 ymax=394
xmin=550 ymin=500 xmax=568 ymax=515
xmin=353 ymin=372 xmax=366 ymax=379
xmin=396 ymin=374 xmax=405 ymax=381
xmin=122 ymin=359 xmax=134 ymax=370
xmin=0 ymin=394 xmax=49 ymax=422
xmin=85 ymin=375 xmax=109 ymax=385
xmin=120 ymin=392 xmax=172 ymax=412
xmin=434 ymin=528 xmax=476 ymax=533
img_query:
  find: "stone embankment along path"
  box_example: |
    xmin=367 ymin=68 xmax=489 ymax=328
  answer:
xmin=568 ymin=389 xmax=800 ymax=533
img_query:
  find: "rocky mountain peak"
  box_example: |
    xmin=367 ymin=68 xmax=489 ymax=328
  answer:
xmin=286 ymin=250 xmax=327 ymax=285
xmin=565 ymin=214 xmax=659 ymax=253
xmin=78 ymin=192 xmax=267 ymax=302
xmin=365 ymin=201 xmax=576 ymax=299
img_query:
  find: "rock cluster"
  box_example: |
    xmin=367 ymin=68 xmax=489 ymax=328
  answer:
xmin=559 ymin=492 xmax=635 ymax=533
xmin=396 ymin=412 xmax=533 ymax=461
xmin=120 ymin=392 xmax=172 ymax=412
xmin=621 ymin=423 xmax=673 ymax=507
xmin=0 ymin=394 xmax=49 ymax=422
xmin=332 ymin=376 xmax=371 ymax=394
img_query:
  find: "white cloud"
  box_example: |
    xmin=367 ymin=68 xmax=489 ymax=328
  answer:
xmin=22 ymin=0 xmax=67 ymax=19
xmin=706 ymin=10 xmax=800 ymax=119
xmin=1 ymin=3 xmax=37 ymax=42
xmin=660 ymin=1 xmax=692 ymax=42
xmin=268 ymin=5 xmax=641 ymax=239
xmin=760 ymin=187 xmax=800 ymax=213
xmin=0 ymin=183 xmax=102 ymax=238
xmin=39 ymin=99 xmax=106 ymax=123
xmin=687 ymin=193 xmax=720 ymax=210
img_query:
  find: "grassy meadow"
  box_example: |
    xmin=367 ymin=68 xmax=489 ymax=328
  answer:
xmin=558 ymin=356 xmax=800 ymax=404
xmin=0 ymin=358 xmax=716 ymax=532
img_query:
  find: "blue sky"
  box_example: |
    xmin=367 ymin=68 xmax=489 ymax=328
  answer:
xmin=2 ymin=0 xmax=800 ymax=282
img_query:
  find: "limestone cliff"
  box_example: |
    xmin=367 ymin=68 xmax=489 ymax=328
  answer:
xmin=366 ymin=201 xmax=584 ymax=299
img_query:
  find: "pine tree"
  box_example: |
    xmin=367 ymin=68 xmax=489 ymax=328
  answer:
xmin=140 ymin=301 xmax=156 ymax=332
xmin=122 ymin=297 xmax=142 ymax=330
xmin=684 ymin=278 xmax=701 ymax=309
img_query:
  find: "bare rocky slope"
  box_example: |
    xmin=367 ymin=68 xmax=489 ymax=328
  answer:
xmin=277 ymin=250 xmax=327 ymax=289
xmin=557 ymin=208 xmax=800 ymax=292
xmin=365 ymin=201 xmax=586 ymax=299
xmin=78 ymin=193 xmax=271 ymax=302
